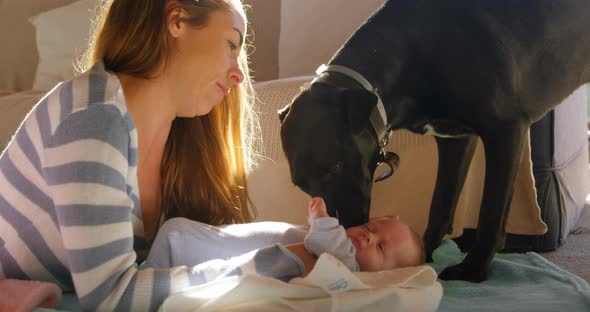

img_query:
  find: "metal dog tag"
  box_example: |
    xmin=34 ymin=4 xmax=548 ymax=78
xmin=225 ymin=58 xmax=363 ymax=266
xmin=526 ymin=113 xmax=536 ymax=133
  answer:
xmin=374 ymin=151 xmax=400 ymax=182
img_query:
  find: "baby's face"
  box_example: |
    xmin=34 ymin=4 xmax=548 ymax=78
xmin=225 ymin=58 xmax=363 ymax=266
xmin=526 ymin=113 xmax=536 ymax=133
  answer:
xmin=345 ymin=216 xmax=422 ymax=272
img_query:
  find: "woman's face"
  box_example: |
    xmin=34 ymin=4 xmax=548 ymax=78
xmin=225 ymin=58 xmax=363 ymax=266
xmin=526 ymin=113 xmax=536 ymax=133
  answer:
xmin=166 ymin=6 xmax=246 ymax=117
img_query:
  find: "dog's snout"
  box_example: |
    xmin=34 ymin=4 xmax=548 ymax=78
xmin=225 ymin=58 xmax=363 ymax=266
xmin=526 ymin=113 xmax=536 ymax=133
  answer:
xmin=294 ymin=176 xmax=326 ymax=198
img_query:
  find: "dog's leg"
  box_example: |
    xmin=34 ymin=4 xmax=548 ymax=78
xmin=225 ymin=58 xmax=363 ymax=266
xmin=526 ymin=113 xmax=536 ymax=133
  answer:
xmin=439 ymin=124 xmax=527 ymax=282
xmin=423 ymin=136 xmax=477 ymax=262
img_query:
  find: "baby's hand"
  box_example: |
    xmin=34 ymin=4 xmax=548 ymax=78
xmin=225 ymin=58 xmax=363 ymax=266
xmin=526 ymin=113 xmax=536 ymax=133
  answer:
xmin=308 ymin=197 xmax=329 ymax=224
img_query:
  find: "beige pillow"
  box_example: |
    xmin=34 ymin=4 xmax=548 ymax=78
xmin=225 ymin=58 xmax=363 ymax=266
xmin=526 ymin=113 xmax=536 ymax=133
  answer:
xmin=29 ymin=0 xmax=97 ymax=91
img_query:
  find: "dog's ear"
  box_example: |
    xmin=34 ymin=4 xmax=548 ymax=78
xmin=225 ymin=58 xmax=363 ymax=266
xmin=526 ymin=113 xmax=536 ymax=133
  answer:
xmin=342 ymin=89 xmax=378 ymax=134
xmin=278 ymin=104 xmax=291 ymax=123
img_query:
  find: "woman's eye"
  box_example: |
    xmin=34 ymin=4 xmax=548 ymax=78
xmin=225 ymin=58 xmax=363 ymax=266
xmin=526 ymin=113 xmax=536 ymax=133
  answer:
xmin=228 ymin=40 xmax=237 ymax=51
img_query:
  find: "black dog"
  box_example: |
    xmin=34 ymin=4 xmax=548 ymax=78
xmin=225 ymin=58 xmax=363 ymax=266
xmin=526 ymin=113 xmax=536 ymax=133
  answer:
xmin=278 ymin=0 xmax=590 ymax=282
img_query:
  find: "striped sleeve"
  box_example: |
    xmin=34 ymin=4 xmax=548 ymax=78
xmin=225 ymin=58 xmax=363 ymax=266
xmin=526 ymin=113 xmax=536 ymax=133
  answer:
xmin=304 ymin=217 xmax=359 ymax=272
xmin=43 ymin=104 xmax=185 ymax=311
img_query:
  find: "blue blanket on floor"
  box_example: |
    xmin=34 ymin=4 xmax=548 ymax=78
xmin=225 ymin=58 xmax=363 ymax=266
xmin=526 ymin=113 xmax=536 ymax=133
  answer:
xmin=37 ymin=240 xmax=590 ymax=312
xmin=431 ymin=240 xmax=590 ymax=312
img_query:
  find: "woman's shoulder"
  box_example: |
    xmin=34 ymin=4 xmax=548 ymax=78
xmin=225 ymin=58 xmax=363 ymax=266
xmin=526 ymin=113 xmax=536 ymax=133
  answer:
xmin=20 ymin=79 xmax=134 ymax=162
xmin=68 ymin=62 xmax=129 ymax=117
xmin=38 ymin=66 xmax=133 ymax=140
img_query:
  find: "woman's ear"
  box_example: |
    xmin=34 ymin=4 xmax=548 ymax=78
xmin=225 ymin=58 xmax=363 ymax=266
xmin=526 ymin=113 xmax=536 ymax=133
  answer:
xmin=167 ymin=6 xmax=185 ymax=38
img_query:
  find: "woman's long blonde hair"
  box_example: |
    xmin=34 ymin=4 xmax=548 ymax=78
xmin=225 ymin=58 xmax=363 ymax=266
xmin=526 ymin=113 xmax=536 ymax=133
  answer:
xmin=79 ymin=0 xmax=260 ymax=225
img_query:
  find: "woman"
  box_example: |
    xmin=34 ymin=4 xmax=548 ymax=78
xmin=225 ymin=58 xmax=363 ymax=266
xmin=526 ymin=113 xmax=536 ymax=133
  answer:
xmin=0 ymin=0 xmax=259 ymax=310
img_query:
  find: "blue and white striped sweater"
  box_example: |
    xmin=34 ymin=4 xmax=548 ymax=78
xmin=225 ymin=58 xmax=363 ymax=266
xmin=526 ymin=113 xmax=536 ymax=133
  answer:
xmin=0 ymin=62 xmax=357 ymax=311
xmin=0 ymin=62 xmax=156 ymax=310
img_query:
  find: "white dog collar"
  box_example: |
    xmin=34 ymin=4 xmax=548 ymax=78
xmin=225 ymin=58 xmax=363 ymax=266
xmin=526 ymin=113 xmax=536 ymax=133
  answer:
xmin=314 ymin=64 xmax=390 ymax=147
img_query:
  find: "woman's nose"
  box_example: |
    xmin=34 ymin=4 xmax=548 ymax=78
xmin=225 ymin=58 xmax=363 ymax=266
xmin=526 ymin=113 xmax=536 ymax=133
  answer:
xmin=229 ymin=64 xmax=244 ymax=86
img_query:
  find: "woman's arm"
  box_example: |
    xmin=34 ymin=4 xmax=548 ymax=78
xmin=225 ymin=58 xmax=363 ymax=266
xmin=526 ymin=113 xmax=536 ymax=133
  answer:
xmin=46 ymin=103 xmax=233 ymax=311
xmin=45 ymin=104 xmax=158 ymax=310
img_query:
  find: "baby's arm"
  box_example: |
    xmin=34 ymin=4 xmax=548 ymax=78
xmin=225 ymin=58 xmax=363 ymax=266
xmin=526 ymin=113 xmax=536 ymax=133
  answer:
xmin=303 ymin=198 xmax=360 ymax=272
xmin=284 ymin=243 xmax=317 ymax=276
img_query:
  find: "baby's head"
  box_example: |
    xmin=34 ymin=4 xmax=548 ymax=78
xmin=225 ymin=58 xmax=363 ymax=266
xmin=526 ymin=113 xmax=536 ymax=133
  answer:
xmin=346 ymin=216 xmax=425 ymax=272
xmin=307 ymin=196 xmax=424 ymax=272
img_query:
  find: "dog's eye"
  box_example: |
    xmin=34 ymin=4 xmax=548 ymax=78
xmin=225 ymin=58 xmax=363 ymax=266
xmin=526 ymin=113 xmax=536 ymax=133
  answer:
xmin=324 ymin=161 xmax=343 ymax=178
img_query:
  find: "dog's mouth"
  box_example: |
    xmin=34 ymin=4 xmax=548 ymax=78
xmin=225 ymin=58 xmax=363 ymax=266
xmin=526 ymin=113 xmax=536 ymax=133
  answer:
xmin=324 ymin=193 xmax=371 ymax=228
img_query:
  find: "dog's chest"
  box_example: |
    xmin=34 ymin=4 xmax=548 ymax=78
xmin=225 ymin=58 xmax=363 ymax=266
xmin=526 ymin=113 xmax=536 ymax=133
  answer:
xmin=409 ymin=120 xmax=476 ymax=138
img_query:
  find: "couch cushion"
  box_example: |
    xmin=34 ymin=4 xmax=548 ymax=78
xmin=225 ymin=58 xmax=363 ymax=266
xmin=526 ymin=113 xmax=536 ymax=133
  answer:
xmin=0 ymin=91 xmax=46 ymax=151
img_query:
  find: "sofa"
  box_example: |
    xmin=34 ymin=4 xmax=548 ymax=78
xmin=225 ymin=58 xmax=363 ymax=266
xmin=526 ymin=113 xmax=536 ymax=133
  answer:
xmin=2 ymin=0 xmax=587 ymax=249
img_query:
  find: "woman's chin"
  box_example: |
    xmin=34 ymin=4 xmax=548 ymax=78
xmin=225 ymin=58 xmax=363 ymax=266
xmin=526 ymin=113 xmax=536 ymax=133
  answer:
xmin=178 ymin=103 xmax=217 ymax=118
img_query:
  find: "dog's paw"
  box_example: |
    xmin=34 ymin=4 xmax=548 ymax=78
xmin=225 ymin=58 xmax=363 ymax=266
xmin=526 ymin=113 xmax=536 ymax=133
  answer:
xmin=422 ymin=237 xmax=440 ymax=263
xmin=438 ymin=263 xmax=488 ymax=283
xmin=424 ymin=244 xmax=437 ymax=262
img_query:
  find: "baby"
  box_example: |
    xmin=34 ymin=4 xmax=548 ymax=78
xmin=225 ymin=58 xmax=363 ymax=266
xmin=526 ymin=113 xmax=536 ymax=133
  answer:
xmin=287 ymin=197 xmax=425 ymax=275
xmin=143 ymin=197 xmax=424 ymax=282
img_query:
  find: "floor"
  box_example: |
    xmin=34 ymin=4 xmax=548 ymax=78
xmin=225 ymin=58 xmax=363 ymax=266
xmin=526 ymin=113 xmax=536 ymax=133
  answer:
xmin=538 ymin=204 xmax=590 ymax=282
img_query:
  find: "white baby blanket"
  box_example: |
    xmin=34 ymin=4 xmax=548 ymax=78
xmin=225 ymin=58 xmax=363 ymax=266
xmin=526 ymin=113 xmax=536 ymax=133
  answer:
xmin=159 ymin=253 xmax=442 ymax=312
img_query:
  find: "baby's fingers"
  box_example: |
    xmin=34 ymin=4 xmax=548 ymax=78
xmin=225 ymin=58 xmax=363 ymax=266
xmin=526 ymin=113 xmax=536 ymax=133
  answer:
xmin=308 ymin=197 xmax=329 ymax=221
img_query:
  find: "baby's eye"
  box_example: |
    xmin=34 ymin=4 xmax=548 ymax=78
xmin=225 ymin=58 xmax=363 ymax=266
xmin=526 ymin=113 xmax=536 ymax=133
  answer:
xmin=378 ymin=243 xmax=384 ymax=254
xmin=323 ymin=161 xmax=343 ymax=179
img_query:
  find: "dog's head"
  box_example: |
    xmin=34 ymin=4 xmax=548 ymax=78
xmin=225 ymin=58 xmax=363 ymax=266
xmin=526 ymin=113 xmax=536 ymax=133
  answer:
xmin=279 ymin=82 xmax=382 ymax=227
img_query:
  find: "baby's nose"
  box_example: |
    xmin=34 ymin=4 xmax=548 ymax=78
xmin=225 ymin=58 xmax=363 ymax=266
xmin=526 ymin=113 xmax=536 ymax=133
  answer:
xmin=365 ymin=232 xmax=376 ymax=245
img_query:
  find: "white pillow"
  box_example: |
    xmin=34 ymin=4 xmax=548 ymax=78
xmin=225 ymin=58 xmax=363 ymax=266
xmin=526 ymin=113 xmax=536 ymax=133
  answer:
xmin=29 ymin=0 xmax=97 ymax=91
